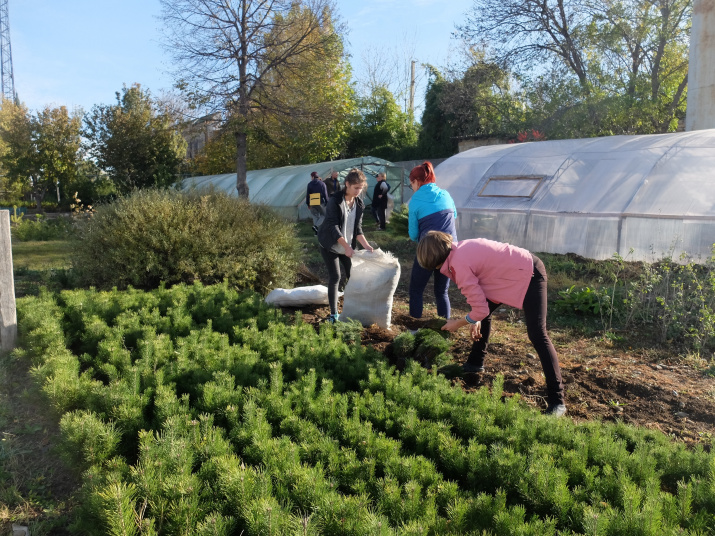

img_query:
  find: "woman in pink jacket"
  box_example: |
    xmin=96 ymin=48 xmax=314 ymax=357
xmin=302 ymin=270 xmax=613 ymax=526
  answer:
xmin=417 ymin=230 xmax=566 ymax=417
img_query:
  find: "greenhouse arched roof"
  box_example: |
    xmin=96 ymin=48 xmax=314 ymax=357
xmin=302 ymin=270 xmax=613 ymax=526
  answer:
xmin=178 ymin=156 xmax=403 ymax=221
xmin=434 ymin=129 xmax=715 ymax=262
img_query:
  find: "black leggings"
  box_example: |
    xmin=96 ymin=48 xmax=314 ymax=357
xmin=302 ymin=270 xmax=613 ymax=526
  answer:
xmin=319 ymin=246 xmax=352 ymax=315
xmin=466 ymin=255 xmax=564 ymax=406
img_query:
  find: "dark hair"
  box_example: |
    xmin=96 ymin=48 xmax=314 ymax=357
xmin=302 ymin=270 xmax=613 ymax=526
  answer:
xmin=342 ymin=168 xmax=367 ymax=191
xmin=310 ymin=171 xmax=319 ymax=178
xmin=409 ymin=161 xmax=436 ymax=186
xmin=417 ymin=231 xmax=453 ymax=271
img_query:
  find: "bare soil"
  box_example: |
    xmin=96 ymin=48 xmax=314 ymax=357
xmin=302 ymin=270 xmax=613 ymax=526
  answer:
xmin=290 ymin=256 xmax=715 ymax=449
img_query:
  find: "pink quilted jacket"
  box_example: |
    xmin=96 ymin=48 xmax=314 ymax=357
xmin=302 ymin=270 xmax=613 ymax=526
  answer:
xmin=439 ymin=239 xmax=534 ymax=321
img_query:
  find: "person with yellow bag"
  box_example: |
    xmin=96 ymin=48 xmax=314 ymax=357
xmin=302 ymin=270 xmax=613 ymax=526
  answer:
xmin=306 ymin=171 xmax=328 ymax=235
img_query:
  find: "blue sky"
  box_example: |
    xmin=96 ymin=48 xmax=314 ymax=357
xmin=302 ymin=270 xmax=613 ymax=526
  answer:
xmin=11 ymin=0 xmax=473 ymax=114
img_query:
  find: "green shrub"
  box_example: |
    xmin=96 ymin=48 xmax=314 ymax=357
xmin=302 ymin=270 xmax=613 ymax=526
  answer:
xmin=413 ymin=328 xmax=452 ymax=368
xmin=10 ymin=212 xmax=75 ymax=241
xmin=16 ymin=283 xmax=715 ymax=535
xmin=59 ymin=410 xmax=121 ymax=467
xmin=389 ymin=204 xmax=409 ymax=236
xmin=70 ymin=189 xmax=301 ymax=293
xmin=555 ymin=285 xmax=605 ymax=315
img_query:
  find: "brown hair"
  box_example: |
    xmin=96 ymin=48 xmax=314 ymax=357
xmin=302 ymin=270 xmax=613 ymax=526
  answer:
xmin=343 ymin=168 xmax=367 ymax=191
xmin=417 ymin=230 xmax=453 ymax=271
xmin=409 ymin=161 xmax=436 ymax=186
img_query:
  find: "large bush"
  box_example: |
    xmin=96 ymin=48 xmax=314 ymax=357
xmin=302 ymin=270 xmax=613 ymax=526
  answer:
xmin=71 ymin=189 xmax=301 ymax=293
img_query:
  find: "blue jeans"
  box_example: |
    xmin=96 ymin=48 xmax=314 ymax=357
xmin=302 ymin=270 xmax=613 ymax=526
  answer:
xmin=309 ymin=205 xmax=326 ymax=228
xmin=409 ymin=256 xmax=451 ymax=319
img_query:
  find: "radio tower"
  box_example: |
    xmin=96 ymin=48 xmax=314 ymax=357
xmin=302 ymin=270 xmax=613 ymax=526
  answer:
xmin=0 ymin=0 xmax=16 ymax=102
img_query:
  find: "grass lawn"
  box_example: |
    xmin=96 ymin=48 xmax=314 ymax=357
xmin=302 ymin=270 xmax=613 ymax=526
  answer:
xmin=11 ymin=241 xmax=72 ymax=271
xmin=11 ymin=241 xmax=73 ymax=297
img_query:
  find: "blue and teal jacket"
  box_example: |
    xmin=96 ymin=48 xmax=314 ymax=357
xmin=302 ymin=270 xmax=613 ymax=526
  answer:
xmin=408 ymin=183 xmax=457 ymax=242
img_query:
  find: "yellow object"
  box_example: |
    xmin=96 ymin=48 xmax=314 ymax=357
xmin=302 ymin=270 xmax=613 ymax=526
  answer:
xmin=309 ymin=193 xmax=321 ymax=206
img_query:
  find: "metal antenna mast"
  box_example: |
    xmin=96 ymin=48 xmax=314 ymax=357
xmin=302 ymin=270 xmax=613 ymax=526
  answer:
xmin=0 ymin=0 xmax=16 ymax=102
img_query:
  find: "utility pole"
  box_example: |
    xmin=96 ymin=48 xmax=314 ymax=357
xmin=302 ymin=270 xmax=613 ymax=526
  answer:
xmin=409 ymin=60 xmax=415 ymax=122
xmin=0 ymin=0 xmax=16 ymax=102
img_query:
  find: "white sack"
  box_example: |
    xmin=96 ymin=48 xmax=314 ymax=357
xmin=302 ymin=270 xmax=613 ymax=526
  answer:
xmin=341 ymin=249 xmax=401 ymax=329
xmin=265 ymin=285 xmax=331 ymax=306
xmin=386 ymin=193 xmax=394 ymax=221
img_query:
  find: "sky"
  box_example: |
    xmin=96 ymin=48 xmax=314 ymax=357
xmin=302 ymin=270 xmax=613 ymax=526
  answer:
xmin=10 ymin=0 xmax=474 ymax=116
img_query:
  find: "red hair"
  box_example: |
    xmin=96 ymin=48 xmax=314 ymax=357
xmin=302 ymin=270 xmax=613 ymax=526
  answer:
xmin=409 ymin=161 xmax=436 ymax=186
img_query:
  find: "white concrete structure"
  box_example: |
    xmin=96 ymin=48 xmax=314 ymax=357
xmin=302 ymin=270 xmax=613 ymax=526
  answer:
xmin=0 ymin=210 xmax=16 ymax=351
xmin=685 ymin=0 xmax=715 ymax=131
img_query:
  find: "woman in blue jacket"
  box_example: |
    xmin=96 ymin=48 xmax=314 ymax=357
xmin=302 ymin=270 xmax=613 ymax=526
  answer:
xmin=407 ymin=161 xmax=457 ymax=319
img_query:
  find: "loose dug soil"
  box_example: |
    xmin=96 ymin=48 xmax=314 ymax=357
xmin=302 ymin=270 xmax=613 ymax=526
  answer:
xmin=285 ymin=259 xmax=715 ymax=449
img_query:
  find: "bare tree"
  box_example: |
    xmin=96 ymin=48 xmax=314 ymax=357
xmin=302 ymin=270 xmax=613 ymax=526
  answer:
xmin=160 ymin=0 xmax=342 ymax=198
xmin=587 ymin=0 xmax=690 ymax=131
xmin=355 ymin=33 xmax=423 ymax=118
xmin=458 ymin=0 xmax=592 ymax=91
xmin=458 ymin=0 xmax=691 ymax=133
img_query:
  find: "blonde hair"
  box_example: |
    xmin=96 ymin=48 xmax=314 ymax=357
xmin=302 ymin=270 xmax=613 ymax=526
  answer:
xmin=417 ymin=231 xmax=453 ymax=271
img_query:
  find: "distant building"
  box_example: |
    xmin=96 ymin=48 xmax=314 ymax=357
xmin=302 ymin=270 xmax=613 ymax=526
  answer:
xmin=182 ymin=113 xmax=222 ymax=159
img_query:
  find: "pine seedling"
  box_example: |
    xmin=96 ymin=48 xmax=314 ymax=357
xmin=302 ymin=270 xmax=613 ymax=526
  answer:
xmin=413 ymin=328 xmax=451 ymax=368
xmin=98 ymin=481 xmax=140 ymax=536
xmin=195 ymin=512 xmax=236 ymax=536
xmin=59 ymin=410 xmax=122 ymax=467
xmin=391 ymin=331 xmax=416 ymax=361
xmin=240 ymin=497 xmax=295 ymax=536
xmin=198 ymin=371 xmax=242 ymax=415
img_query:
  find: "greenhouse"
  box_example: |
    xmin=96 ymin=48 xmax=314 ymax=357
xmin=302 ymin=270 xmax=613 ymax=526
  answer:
xmin=178 ymin=156 xmax=404 ymax=221
xmin=435 ymin=129 xmax=715 ymax=263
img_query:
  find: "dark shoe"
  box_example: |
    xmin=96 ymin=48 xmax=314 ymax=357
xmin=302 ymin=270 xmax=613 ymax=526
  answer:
xmin=461 ymin=362 xmax=485 ymax=373
xmin=545 ymin=404 xmax=567 ymax=417
xmin=338 ymin=278 xmax=348 ymax=293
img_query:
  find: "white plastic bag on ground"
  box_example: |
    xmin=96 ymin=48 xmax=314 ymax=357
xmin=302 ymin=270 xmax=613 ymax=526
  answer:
xmin=265 ymin=285 xmax=331 ymax=306
xmin=341 ymin=249 xmax=401 ymax=329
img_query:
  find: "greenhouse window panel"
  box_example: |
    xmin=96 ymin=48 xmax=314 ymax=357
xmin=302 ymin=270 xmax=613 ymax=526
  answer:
xmin=475 ymin=176 xmax=545 ymax=198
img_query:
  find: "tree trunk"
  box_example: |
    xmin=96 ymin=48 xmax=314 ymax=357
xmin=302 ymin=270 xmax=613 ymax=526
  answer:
xmin=235 ymin=130 xmax=249 ymax=199
xmin=32 ymin=178 xmax=46 ymax=212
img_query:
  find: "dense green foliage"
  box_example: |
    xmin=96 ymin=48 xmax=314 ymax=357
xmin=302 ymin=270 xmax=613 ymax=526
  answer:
xmin=83 ymin=85 xmax=187 ymax=194
xmin=345 ymin=86 xmax=419 ymax=161
xmin=457 ymin=0 xmax=691 ymax=138
xmin=70 ymin=190 xmax=300 ymax=293
xmin=0 ymin=100 xmax=83 ymax=209
xmin=15 ymin=282 xmax=715 ymax=535
xmin=417 ymin=60 xmax=522 ymax=157
xmin=550 ymin=251 xmax=715 ymax=354
xmin=10 ymin=213 xmax=75 ymax=242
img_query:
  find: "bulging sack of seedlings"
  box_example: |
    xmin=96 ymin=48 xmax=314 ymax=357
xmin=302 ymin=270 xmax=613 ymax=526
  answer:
xmin=265 ymin=285 xmax=331 ymax=306
xmin=342 ymin=249 xmax=401 ymax=329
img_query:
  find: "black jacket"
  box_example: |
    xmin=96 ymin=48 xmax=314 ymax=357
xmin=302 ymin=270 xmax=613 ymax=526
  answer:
xmin=317 ymin=190 xmax=365 ymax=251
xmin=372 ymin=180 xmax=391 ymax=209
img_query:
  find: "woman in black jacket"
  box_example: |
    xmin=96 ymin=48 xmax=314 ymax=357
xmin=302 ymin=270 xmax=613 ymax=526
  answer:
xmin=372 ymin=172 xmax=391 ymax=230
xmin=317 ymin=168 xmax=374 ymax=323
